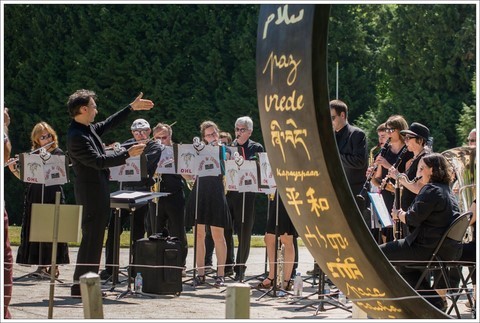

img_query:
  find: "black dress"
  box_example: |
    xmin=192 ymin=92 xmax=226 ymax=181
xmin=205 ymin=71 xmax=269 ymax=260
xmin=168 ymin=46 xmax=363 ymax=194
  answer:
xmin=16 ymin=147 xmax=70 ymax=265
xmin=265 ymin=194 xmax=297 ymax=236
xmin=186 ymin=175 xmax=232 ymax=229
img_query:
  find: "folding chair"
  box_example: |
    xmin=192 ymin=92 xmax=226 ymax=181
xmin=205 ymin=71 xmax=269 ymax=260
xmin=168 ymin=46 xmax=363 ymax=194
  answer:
xmin=392 ymin=211 xmax=472 ymax=318
xmin=414 ymin=211 xmax=472 ymax=318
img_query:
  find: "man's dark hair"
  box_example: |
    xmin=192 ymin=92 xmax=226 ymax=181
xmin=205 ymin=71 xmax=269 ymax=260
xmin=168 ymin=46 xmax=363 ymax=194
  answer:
xmin=329 ymin=99 xmax=348 ymax=119
xmin=67 ymin=89 xmax=97 ymax=117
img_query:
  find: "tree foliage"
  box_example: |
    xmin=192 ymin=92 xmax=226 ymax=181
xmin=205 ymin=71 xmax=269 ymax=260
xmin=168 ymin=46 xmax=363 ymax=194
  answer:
xmin=3 ymin=4 xmax=476 ymax=231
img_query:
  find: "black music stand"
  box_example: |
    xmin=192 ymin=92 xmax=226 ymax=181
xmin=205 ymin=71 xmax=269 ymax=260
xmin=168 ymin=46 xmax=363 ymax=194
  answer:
xmin=110 ymin=190 xmax=167 ymax=299
xmin=293 ymin=268 xmax=351 ymax=314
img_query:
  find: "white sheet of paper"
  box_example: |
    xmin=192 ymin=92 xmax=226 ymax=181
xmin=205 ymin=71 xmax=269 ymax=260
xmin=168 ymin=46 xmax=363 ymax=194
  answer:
xmin=113 ymin=192 xmax=151 ymax=200
xmin=368 ymin=192 xmax=393 ymax=227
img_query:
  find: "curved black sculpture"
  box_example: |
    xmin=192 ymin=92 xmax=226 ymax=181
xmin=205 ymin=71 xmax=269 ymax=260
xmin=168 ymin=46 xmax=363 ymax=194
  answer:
xmin=256 ymin=4 xmax=450 ymax=319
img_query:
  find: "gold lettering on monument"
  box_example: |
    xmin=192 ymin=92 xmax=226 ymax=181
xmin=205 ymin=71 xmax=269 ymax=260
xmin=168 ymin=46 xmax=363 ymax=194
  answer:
xmin=304 ymin=225 xmax=327 ymax=248
xmin=306 ymin=187 xmax=329 ymax=217
xmin=346 ymin=283 xmax=386 ymax=298
xmin=263 ymin=52 xmax=301 ymax=85
xmin=263 ymin=4 xmax=304 ymax=39
xmin=327 ymin=257 xmax=364 ymax=280
xmin=276 ymin=168 xmax=319 ymax=181
xmin=285 ymin=187 xmax=303 ymax=215
xmin=355 ymin=301 xmax=402 ymax=314
xmin=326 ymin=233 xmax=348 ymax=257
xmin=270 ymin=119 xmax=310 ymax=162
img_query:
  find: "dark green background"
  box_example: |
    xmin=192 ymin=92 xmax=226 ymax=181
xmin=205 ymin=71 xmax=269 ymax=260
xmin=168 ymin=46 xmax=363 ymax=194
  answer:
xmin=3 ymin=4 xmax=476 ymax=231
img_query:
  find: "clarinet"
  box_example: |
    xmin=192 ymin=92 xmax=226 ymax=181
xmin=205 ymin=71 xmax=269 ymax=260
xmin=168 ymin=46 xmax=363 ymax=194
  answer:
xmin=358 ymin=138 xmax=391 ymax=196
xmin=379 ymin=145 xmax=408 ymax=192
xmin=393 ymin=180 xmax=402 ymax=240
xmin=393 ymin=175 xmax=422 ymax=240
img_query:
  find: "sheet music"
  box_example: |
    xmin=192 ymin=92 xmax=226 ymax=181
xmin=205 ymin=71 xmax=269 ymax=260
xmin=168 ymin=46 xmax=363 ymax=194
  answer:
xmin=113 ymin=192 xmax=151 ymax=200
xmin=367 ymin=192 xmax=393 ymax=227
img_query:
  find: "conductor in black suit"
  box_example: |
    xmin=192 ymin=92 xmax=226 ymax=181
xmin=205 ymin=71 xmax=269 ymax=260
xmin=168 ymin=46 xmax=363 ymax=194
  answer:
xmin=67 ymin=89 xmax=154 ymax=296
xmin=330 ymin=99 xmax=368 ymax=197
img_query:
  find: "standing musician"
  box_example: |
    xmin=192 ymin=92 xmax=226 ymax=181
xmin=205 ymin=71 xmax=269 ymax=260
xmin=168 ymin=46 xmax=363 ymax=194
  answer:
xmin=226 ymin=116 xmax=264 ymax=282
xmin=67 ymin=89 xmax=153 ymax=297
xmin=365 ymin=123 xmax=388 ymax=243
xmin=100 ymin=119 xmax=162 ymax=280
xmin=386 ymin=122 xmax=431 ymax=239
xmin=371 ymin=115 xmax=413 ymax=243
xmin=8 ymin=122 xmax=70 ymax=278
xmin=185 ymin=120 xmax=231 ymax=287
xmin=148 ymin=122 xmax=188 ymax=277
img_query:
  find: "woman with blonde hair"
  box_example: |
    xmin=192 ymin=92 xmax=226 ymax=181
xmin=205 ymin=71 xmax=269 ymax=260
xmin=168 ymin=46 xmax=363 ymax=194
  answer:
xmin=8 ymin=121 xmax=69 ymax=277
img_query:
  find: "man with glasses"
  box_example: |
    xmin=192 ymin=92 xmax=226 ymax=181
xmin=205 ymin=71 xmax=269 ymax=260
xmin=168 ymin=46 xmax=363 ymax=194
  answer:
xmin=147 ymin=122 xmax=188 ymax=277
xmin=226 ymin=116 xmax=264 ymax=281
xmin=100 ymin=118 xmax=162 ymax=281
xmin=330 ymin=99 xmax=369 ymax=198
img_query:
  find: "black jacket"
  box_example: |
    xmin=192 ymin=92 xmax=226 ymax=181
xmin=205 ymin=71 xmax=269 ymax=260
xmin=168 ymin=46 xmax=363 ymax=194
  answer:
xmin=67 ymin=106 xmax=131 ymax=225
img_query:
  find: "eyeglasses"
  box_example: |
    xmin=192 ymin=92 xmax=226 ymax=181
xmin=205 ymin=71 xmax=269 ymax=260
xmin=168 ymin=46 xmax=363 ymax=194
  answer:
xmin=468 ymin=139 xmax=476 ymax=143
xmin=331 ymin=115 xmax=337 ymax=121
xmin=385 ymin=128 xmax=396 ymax=133
xmin=39 ymin=133 xmax=52 ymax=140
xmin=155 ymin=135 xmax=169 ymax=141
xmin=133 ymin=129 xmax=149 ymax=136
xmin=205 ymin=131 xmax=218 ymax=138
xmin=404 ymin=135 xmax=417 ymax=140
xmin=235 ymin=127 xmax=248 ymax=133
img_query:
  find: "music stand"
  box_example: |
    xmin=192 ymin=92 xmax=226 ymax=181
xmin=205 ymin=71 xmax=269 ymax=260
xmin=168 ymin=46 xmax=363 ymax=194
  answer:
xmin=293 ymin=268 xmax=351 ymax=314
xmin=110 ymin=190 xmax=167 ymax=299
xmin=29 ymin=192 xmax=82 ymax=318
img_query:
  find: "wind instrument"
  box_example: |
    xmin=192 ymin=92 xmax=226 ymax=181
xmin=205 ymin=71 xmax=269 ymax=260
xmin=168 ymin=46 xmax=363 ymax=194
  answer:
xmin=358 ymin=138 xmax=391 ymax=196
xmin=379 ymin=145 xmax=408 ymax=192
xmin=276 ymin=244 xmax=285 ymax=288
xmin=369 ymin=144 xmax=379 ymax=166
xmin=393 ymin=175 xmax=421 ymax=240
xmin=4 ymin=141 xmax=55 ymax=167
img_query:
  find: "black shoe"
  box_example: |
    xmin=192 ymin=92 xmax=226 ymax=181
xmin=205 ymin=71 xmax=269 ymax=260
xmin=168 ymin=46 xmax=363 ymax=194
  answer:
xmin=99 ymin=269 xmax=112 ymax=280
xmin=306 ymin=267 xmax=320 ymax=276
xmin=233 ymin=273 xmax=245 ymax=282
xmin=71 ymin=284 xmax=81 ymax=297
xmin=224 ymin=267 xmax=234 ymax=277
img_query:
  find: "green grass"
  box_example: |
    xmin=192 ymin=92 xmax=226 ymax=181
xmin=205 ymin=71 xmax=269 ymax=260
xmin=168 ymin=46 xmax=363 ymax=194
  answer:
xmin=7 ymin=226 xmax=305 ymax=248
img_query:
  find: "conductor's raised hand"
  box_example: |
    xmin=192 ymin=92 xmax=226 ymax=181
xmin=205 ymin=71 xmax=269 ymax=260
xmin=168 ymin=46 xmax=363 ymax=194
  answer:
xmin=127 ymin=143 xmax=146 ymax=157
xmin=130 ymin=92 xmax=154 ymax=111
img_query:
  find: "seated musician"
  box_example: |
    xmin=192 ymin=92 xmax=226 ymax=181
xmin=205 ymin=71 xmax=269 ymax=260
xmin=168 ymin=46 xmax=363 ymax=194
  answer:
xmin=379 ymin=153 xmax=462 ymax=312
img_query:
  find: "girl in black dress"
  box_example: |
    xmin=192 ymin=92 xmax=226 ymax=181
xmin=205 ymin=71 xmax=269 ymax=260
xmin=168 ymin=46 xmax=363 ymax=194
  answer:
xmin=257 ymin=192 xmax=297 ymax=291
xmin=185 ymin=121 xmax=232 ymax=287
xmin=8 ymin=122 xmax=69 ymax=277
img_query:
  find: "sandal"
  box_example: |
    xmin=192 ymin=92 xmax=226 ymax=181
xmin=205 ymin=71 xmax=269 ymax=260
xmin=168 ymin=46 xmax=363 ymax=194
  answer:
xmin=257 ymin=277 xmax=274 ymax=289
xmin=214 ymin=276 xmax=225 ymax=287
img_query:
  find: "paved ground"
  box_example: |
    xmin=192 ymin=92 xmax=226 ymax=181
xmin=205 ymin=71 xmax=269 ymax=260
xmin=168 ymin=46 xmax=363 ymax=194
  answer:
xmin=7 ymin=245 xmax=475 ymax=320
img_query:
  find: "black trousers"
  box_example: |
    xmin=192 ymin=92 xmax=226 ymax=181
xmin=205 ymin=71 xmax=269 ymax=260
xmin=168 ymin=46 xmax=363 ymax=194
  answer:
xmin=104 ymin=206 xmax=147 ymax=275
xmin=147 ymin=190 xmax=188 ymax=267
xmin=226 ymin=191 xmax=256 ymax=275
